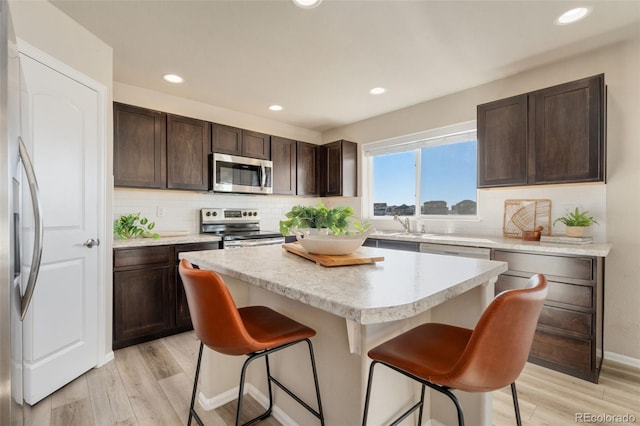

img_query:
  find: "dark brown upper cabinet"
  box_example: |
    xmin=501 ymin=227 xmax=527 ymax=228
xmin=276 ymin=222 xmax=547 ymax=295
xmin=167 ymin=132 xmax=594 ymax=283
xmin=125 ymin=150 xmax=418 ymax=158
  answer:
xmin=166 ymin=114 xmax=211 ymax=191
xmin=271 ymin=136 xmax=297 ymax=195
xmin=212 ymin=123 xmax=271 ymax=160
xmin=477 ymin=95 xmax=528 ymax=187
xmin=211 ymin=123 xmax=242 ymax=156
xmin=114 ymin=102 xmax=166 ymax=188
xmin=477 ymin=74 xmax=605 ymax=188
xmin=318 ymin=140 xmax=357 ymax=197
xmin=243 ymin=130 xmax=271 ymax=160
xmin=531 ymin=76 xmax=605 ymax=184
xmin=297 ymin=141 xmax=318 ymax=196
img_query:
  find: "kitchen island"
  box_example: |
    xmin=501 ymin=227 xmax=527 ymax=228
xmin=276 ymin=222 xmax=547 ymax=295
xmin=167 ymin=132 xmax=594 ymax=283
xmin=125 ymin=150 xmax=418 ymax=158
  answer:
xmin=180 ymin=244 xmax=508 ymax=426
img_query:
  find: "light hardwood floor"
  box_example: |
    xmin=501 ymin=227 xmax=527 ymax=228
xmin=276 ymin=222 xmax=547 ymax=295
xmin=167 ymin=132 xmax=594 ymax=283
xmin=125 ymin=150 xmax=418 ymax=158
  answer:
xmin=25 ymin=331 xmax=639 ymax=426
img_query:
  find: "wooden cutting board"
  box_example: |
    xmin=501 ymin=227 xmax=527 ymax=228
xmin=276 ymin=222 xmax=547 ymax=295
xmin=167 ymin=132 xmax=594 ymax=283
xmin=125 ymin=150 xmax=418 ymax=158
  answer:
xmin=282 ymin=243 xmax=384 ymax=267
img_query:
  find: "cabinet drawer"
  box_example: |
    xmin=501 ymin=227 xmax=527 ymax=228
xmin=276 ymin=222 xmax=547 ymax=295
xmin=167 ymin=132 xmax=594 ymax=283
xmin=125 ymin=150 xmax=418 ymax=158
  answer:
xmin=530 ymin=330 xmax=591 ymax=372
xmin=494 ymin=251 xmax=593 ymax=281
xmin=496 ymin=275 xmax=593 ymax=308
xmin=114 ymin=245 xmax=173 ymax=269
xmin=538 ymin=306 xmax=592 ymax=337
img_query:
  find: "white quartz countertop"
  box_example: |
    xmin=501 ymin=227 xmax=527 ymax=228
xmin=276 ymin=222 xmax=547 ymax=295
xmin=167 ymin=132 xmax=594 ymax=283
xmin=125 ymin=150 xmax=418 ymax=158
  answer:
xmin=113 ymin=233 xmax=222 ymax=248
xmin=179 ymin=244 xmax=508 ymax=325
xmin=370 ymin=231 xmax=612 ymax=257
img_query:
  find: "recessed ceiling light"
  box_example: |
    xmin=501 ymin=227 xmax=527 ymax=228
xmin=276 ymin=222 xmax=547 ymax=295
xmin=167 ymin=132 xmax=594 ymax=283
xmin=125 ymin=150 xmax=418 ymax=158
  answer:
xmin=369 ymin=87 xmax=387 ymax=95
xmin=556 ymin=7 xmax=591 ymax=25
xmin=269 ymin=105 xmax=283 ymax=111
xmin=292 ymin=0 xmax=322 ymax=9
xmin=163 ymin=74 xmax=183 ymax=83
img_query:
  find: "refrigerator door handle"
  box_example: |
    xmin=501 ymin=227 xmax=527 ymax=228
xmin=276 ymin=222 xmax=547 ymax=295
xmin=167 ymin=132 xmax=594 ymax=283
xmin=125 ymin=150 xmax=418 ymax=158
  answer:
xmin=18 ymin=136 xmax=44 ymax=321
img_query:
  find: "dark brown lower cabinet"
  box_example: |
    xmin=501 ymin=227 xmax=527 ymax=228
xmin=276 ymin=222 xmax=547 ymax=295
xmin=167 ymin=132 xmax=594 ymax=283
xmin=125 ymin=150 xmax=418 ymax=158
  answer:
xmin=113 ymin=241 xmax=221 ymax=349
xmin=492 ymin=249 xmax=604 ymax=383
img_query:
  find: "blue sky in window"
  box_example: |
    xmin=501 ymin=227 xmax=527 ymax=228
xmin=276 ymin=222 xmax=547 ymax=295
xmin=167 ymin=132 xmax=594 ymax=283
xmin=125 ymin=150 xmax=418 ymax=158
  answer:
xmin=373 ymin=140 xmax=477 ymax=207
xmin=421 ymin=140 xmax=477 ymax=206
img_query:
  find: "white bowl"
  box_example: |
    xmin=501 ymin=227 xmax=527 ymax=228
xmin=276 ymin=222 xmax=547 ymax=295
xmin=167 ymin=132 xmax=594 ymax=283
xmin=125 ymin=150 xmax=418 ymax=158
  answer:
xmin=295 ymin=232 xmax=367 ymax=255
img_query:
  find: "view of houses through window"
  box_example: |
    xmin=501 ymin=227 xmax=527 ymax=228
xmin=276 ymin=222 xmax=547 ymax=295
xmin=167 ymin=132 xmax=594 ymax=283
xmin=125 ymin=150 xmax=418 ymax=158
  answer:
xmin=370 ymin=135 xmax=477 ymax=217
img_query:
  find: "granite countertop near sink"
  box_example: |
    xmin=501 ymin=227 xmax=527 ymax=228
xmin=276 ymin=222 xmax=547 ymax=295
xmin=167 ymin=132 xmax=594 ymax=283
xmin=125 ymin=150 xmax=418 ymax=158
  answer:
xmin=113 ymin=233 xmax=222 ymax=249
xmin=370 ymin=231 xmax=612 ymax=257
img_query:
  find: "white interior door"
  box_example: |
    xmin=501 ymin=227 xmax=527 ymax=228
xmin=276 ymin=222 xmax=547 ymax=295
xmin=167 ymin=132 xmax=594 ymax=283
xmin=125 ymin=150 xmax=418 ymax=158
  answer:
xmin=19 ymin=52 xmax=100 ymax=405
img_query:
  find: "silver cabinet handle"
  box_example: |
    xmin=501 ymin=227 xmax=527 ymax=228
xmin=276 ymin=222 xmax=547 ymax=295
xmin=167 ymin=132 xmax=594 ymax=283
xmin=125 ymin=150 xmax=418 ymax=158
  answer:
xmin=19 ymin=136 xmax=43 ymax=321
xmin=83 ymin=238 xmax=100 ymax=248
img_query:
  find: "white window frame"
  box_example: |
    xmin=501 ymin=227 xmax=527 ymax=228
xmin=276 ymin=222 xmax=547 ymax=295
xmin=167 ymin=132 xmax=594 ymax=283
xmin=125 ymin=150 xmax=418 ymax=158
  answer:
xmin=361 ymin=121 xmax=479 ymax=220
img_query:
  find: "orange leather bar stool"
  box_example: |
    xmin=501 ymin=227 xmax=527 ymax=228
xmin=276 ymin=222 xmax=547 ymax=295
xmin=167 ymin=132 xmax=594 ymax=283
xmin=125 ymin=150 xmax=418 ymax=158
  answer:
xmin=362 ymin=274 xmax=547 ymax=426
xmin=178 ymin=259 xmax=325 ymax=426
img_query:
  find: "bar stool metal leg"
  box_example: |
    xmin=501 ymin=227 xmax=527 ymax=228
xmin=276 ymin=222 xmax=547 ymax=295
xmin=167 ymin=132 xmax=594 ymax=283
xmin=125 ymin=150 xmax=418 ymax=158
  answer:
xmin=511 ymin=382 xmax=522 ymax=426
xmin=188 ymin=342 xmax=205 ymax=426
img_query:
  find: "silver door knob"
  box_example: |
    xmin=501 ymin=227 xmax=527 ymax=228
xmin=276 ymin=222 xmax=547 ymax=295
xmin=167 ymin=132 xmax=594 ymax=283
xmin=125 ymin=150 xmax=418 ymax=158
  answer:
xmin=83 ymin=238 xmax=100 ymax=248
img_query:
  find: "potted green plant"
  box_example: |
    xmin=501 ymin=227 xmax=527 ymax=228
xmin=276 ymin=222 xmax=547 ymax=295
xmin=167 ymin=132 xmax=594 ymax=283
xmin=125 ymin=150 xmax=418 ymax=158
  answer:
xmin=279 ymin=203 xmax=370 ymax=236
xmin=114 ymin=212 xmax=159 ymax=239
xmin=553 ymin=207 xmax=598 ymax=237
xmin=279 ymin=203 xmax=372 ymax=255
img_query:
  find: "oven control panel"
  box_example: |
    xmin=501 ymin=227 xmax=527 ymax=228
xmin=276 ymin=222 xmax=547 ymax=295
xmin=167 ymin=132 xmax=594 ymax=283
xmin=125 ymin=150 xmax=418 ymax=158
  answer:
xmin=201 ymin=208 xmax=260 ymax=224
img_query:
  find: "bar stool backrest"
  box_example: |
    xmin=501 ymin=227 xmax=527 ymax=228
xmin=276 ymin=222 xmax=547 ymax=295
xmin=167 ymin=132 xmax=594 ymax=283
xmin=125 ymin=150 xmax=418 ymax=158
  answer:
xmin=179 ymin=259 xmax=264 ymax=355
xmin=439 ymin=274 xmax=548 ymax=392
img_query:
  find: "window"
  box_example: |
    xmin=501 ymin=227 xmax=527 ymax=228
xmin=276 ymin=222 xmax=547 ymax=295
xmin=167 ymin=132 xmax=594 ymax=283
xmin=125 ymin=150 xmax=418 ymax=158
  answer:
xmin=364 ymin=122 xmax=477 ymax=217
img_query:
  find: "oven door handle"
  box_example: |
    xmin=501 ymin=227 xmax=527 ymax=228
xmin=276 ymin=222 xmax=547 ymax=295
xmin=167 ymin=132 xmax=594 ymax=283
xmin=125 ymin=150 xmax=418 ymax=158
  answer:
xmin=225 ymin=237 xmax=285 ymax=248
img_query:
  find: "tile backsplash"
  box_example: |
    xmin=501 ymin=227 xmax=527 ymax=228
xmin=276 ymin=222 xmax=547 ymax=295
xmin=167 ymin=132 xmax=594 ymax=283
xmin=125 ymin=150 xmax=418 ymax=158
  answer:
xmin=115 ymin=183 xmax=606 ymax=242
xmin=113 ymin=189 xmax=361 ymax=235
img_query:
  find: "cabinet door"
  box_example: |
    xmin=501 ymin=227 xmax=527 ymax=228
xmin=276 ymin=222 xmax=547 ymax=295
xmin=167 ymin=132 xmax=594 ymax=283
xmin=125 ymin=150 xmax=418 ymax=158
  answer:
xmin=271 ymin=136 xmax=297 ymax=195
xmin=167 ymin=114 xmax=211 ymax=190
xmin=113 ymin=102 xmax=166 ymax=188
xmin=321 ymin=142 xmax=343 ymax=196
xmin=113 ymin=266 xmax=173 ymax=349
xmin=243 ymin=130 xmax=271 ymax=160
xmin=297 ymin=141 xmax=318 ymax=196
xmin=532 ymin=75 xmax=604 ymax=184
xmin=477 ymin=95 xmax=528 ymax=187
xmin=319 ymin=140 xmax=358 ymax=197
xmin=212 ymin=123 xmax=243 ymax=155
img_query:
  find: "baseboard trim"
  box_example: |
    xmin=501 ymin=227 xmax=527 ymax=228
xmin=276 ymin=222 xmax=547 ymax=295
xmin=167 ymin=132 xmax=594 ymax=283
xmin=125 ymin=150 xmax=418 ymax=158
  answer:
xmin=197 ymin=384 xmax=298 ymax=426
xmin=197 ymin=386 xmax=241 ymax=411
xmin=604 ymin=351 xmax=640 ymax=369
xmin=96 ymin=351 xmax=114 ymax=368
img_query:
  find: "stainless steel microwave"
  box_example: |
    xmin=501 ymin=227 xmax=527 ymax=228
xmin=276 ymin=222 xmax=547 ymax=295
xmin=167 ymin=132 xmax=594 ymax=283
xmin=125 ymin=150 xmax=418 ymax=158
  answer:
xmin=210 ymin=153 xmax=273 ymax=194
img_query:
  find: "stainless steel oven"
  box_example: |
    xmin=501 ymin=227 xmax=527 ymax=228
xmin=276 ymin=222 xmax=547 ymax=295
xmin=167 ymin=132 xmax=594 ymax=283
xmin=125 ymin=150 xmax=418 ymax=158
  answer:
xmin=200 ymin=208 xmax=284 ymax=248
xmin=209 ymin=153 xmax=273 ymax=195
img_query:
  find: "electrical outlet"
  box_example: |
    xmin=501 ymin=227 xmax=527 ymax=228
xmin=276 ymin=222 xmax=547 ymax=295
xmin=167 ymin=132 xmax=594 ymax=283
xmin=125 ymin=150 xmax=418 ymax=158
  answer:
xmin=156 ymin=206 xmax=166 ymax=217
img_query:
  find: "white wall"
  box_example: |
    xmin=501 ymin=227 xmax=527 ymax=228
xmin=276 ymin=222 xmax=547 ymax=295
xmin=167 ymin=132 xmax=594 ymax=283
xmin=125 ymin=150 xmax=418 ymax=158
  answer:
xmin=324 ymin=36 xmax=640 ymax=361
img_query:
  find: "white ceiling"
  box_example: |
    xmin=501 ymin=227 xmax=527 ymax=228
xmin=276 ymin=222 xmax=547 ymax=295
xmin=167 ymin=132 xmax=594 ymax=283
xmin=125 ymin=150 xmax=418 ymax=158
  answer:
xmin=50 ymin=0 xmax=640 ymax=132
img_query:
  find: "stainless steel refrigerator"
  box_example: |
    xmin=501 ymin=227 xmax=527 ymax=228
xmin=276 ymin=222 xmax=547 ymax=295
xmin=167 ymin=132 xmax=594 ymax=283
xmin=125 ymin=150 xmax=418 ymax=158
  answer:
xmin=1 ymin=0 xmax=43 ymax=424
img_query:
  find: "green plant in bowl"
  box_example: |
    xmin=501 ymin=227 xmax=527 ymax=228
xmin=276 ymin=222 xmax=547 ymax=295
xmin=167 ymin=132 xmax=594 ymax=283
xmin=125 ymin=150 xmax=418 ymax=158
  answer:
xmin=114 ymin=212 xmax=159 ymax=239
xmin=553 ymin=207 xmax=598 ymax=237
xmin=553 ymin=207 xmax=598 ymax=227
xmin=279 ymin=202 xmax=370 ymax=236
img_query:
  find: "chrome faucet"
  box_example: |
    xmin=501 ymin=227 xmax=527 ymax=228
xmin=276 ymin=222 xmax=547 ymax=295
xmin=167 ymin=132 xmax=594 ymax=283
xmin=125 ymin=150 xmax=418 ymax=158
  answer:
xmin=393 ymin=215 xmax=410 ymax=233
